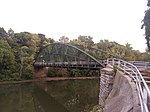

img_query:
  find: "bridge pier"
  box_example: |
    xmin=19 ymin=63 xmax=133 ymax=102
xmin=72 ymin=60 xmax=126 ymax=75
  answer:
xmin=33 ymin=67 xmax=49 ymax=79
xmin=99 ymin=66 xmax=115 ymax=107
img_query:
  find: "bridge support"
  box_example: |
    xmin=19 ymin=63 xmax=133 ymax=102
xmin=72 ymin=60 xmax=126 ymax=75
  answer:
xmin=99 ymin=66 xmax=115 ymax=107
xmin=33 ymin=67 xmax=49 ymax=79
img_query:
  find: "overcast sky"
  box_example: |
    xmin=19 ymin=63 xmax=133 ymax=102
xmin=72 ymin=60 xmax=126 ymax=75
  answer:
xmin=0 ymin=0 xmax=148 ymax=52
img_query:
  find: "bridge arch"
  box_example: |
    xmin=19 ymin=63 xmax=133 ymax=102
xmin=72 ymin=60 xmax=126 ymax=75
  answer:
xmin=34 ymin=43 xmax=106 ymax=68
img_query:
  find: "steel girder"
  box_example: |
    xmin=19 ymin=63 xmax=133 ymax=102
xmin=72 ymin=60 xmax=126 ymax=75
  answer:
xmin=35 ymin=43 xmax=107 ymax=67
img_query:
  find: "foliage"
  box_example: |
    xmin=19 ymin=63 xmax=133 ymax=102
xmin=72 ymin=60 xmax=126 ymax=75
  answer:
xmin=78 ymin=35 xmax=94 ymax=46
xmin=0 ymin=28 xmax=54 ymax=81
xmin=0 ymin=40 xmax=17 ymax=81
xmin=113 ymin=66 xmax=117 ymax=74
xmin=0 ymin=27 xmax=8 ymax=40
xmin=0 ymin=26 xmax=149 ymax=81
xmin=47 ymin=68 xmax=57 ymax=77
xmin=96 ymin=39 xmax=142 ymax=61
xmin=90 ymin=105 xmax=103 ymax=112
xmin=69 ymin=69 xmax=82 ymax=77
xmin=59 ymin=36 xmax=69 ymax=43
xmin=142 ymin=1 xmax=150 ymax=51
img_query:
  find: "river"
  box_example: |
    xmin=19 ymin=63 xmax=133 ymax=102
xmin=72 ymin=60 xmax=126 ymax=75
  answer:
xmin=0 ymin=79 xmax=99 ymax=112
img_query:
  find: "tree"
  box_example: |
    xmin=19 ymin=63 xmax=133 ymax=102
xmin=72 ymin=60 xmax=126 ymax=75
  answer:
xmin=96 ymin=39 xmax=139 ymax=60
xmin=0 ymin=27 xmax=8 ymax=40
xmin=9 ymin=32 xmax=52 ymax=79
xmin=123 ymin=43 xmax=133 ymax=60
xmin=0 ymin=40 xmax=17 ymax=80
xmin=8 ymin=28 xmax=14 ymax=37
xmin=97 ymin=39 xmax=115 ymax=52
xmin=78 ymin=35 xmax=94 ymax=47
xmin=142 ymin=1 xmax=150 ymax=51
xmin=70 ymin=39 xmax=81 ymax=45
xmin=11 ymin=32 xmax=38 ymax=79
xmin=59 ymin=36 xmax=69 ymax=43
xmin=49 ymin=38 xmax=55 ymax=43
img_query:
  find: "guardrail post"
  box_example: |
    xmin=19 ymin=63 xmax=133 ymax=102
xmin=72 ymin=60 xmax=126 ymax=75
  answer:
xmin=107 ymin=59 xmax=109 ymax=65
xmin=145 ymin=62 xmax=147 ymax=69
xmin=112 ymin=58 xmax=114 ymax=66
xmin=143 ymin=87 xmax=148 ymax=104
xmin=118 ymin=59 xmax=120 ymax=67
xmin=143 ymin=87 xmax=149 ymax=112
xmin=124 ymin=62 xmax=126 ymax=73
xmin=131 ymin=65 xmax=133 ymax=70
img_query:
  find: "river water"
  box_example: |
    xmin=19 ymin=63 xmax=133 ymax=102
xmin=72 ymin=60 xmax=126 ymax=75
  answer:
xmin=0 ymin=79 xmax=99 ymax=112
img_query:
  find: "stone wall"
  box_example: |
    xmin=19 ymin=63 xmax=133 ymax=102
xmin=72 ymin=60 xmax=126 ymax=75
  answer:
xmin=99 ymin=67 xmax=115 ymax=106
xmin=103 ymin=70 xmax=141 ymax=112
xmin=33 ymin=67 xmax=48 ymax=79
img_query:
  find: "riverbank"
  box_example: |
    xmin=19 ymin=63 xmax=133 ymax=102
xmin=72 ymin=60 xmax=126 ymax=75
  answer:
xmin=45 ymin=77 xmax=100 ymax=81
xmin=0 ymin=77 xmax=100 ymax=85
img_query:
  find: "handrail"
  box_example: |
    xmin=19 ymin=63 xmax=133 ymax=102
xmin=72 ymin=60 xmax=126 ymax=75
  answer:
xmin=130 ymin=61 xmax=150 ymax=69
xmin=107 ymin=58 xmax=150 ymax=112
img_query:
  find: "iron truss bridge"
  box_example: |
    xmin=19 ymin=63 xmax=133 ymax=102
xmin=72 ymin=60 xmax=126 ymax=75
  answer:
xmin=34 ymin=43 xmax=150 ymax=112
xmin=34 ymin=43 xmax=118 ymax=69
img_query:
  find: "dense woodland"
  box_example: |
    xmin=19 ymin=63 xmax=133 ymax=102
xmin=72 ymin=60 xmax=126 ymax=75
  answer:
xmin=0 ymin=27 xmax=150 ymax=81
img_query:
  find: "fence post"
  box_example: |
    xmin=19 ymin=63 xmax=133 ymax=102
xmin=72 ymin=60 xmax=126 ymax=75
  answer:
xmin=145 ymin=62 xmax=147 ymax=69
xmin=107 ymin=59 xmax=109 ymax=65
xmin=118 ymin=59 xmax=120 ymax=67
xmin=124 ymin=62 xmax=126 ymax=73
xmin=112 ymin=58 xmax=114 ymax=66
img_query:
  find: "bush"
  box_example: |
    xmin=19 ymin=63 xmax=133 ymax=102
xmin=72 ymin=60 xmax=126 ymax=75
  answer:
xmin=69 ymin=69 xmax=81 ymax=77
xmin=91 ymin=105 xmax=103 ymax=112
xmin=0 ymin=73 xmax=21 ymax=81
xmin=47 ymin=68 xmax=57 ymax=77
xmin=22 ymin=66 xmax=33 ymax=80
xmin=113 ymin=65 xmax=117 ymax=74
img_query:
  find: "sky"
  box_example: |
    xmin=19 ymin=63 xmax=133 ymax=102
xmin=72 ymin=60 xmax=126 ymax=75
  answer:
xmin=0 ymin=0 xmax=148 ymax=52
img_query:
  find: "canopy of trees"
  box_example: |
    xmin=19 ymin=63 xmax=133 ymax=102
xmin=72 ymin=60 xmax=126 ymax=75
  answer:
xmin=0 ymin=28 xmax=53 ymax=81
xmin=0 ymin=27 xmax=149 ymax=81
xmin=142 ymin=0 xmax=150 ymax=51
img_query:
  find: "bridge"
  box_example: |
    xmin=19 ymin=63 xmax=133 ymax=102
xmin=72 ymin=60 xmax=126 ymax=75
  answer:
xmin=34 ymin=43 xmax=150 ymax=112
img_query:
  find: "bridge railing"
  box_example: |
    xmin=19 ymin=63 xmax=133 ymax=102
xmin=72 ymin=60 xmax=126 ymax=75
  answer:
xmin=34 ymin=61 xmax=101 ymax=69
xmin=107 ymin=58 xmax=150 ymax=112
xmin=129 ymin=61 xmax=150 ymax=69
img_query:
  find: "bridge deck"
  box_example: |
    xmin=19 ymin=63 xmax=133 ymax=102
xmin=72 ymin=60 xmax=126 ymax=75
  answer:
xmin=34 ymin=61 xmax=102 ymax=70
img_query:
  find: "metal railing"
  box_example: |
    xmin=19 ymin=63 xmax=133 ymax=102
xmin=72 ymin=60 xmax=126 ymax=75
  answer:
xmin=107 ymin=58 xmax=150 ymax=112
xmin=130 ymin=61 xmax=150 ymax=69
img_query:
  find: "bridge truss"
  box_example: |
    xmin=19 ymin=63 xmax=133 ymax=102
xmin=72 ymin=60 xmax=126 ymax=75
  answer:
xmin=34 ymin=43 xmax=112 ymax=69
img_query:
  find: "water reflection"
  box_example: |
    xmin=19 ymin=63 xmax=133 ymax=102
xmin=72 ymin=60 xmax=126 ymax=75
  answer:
xmin=0 ymin=79 xmax=99 ymax=112
xmin=33 ymin=86 xmax=68 ymax=112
